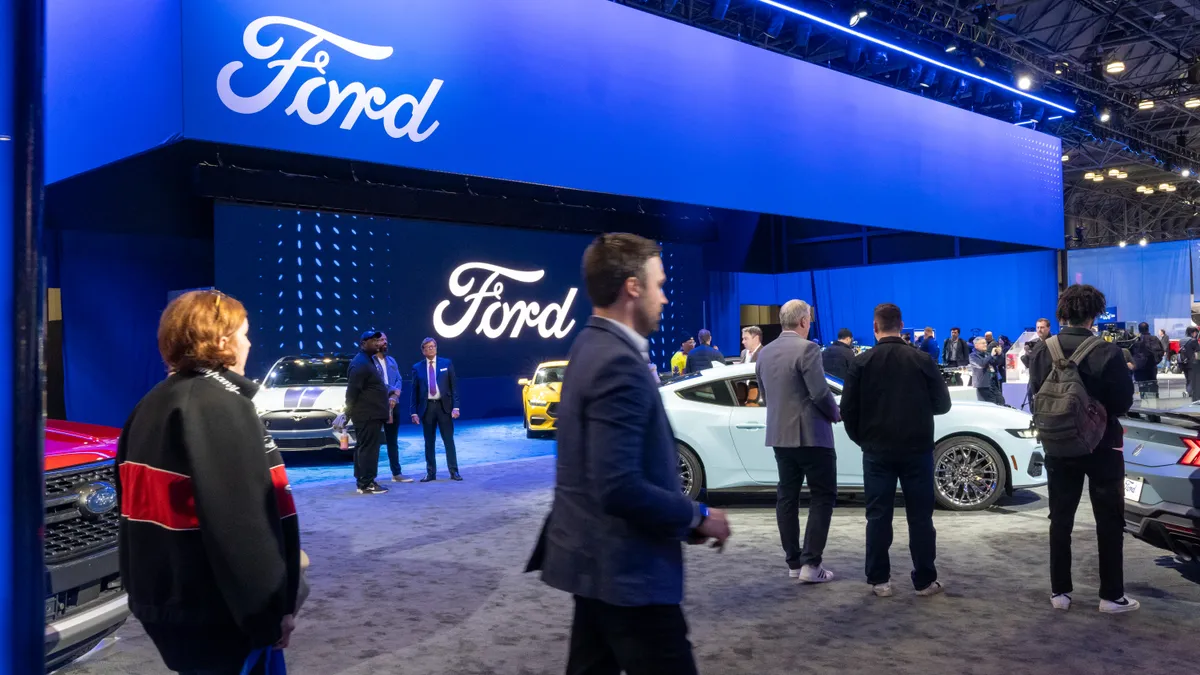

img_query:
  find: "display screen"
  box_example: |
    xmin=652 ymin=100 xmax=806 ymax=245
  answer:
xmin=215 ymin=203 xmax=594 ymax=380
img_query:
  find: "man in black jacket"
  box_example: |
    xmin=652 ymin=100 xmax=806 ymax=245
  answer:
xmin=1180 ymin=326 xmax=1199 ymax=400
xmin=941 ymin=327 xmax=970 ymax=367
xmin=684 ymin=329 xmax=724 ymax=373
xmin=346 ymin=330 xmax=391 ymax=494
xmin=1027 ymin=284 xmax=1137 ymax=613
xmin=822 ymin=328 xmax=855 ymax=380
xmin=841 ymin=303 xmax=951 ymax=598
xmin=1130 ymin=321 xmax=1164 ymax=399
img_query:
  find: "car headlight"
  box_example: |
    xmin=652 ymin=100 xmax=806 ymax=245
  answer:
xmin=528 ymin=399 xmax=547 ymax=407
xmin=1007 ymin=427 xmax=1038 ymax=439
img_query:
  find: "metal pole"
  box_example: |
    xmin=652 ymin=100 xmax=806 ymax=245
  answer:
xmin=2 ymin=0 xmax=47 ymax=672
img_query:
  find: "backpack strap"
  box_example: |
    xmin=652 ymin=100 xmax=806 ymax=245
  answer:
xmin=1069 ymin=336 xmax=1104 ymax=365
xmin=1045 ymin=335 xmax=1066 ymax=363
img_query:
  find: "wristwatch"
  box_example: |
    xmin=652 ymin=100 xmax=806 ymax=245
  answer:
xmin=697 ymin=503 xmax=710 ymax=526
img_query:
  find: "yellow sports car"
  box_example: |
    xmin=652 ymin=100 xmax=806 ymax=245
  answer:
xmin=519 ymin=360 xmax=566 ymax=438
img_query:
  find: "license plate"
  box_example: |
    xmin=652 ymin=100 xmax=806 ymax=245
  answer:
xmin=1124 ymin=477 xmax=1144 ymax=502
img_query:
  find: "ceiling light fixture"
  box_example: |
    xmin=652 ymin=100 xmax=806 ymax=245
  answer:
xmin=1160 ymin=183 xmax=1171 ymax=190
xmin=1093 ymin=175 xmax=1105 ymax=182
xmin=1119 ymin=240 xmax=1128 ymax=247
xmin=1016 ymin=74 xmax=1033 ymax=90
xmin=1137 ymin=186 xmax=1147 ymax=193
xmin=1139 ymin=100 xmax=1156 ymax=110
xmin=1108 ymin=168 xmax=1120 ymax=177
xmin=1146 ymin=188 xmax=1156 ymax=194
xmin=1118 ymin=172 xmax=1128 ymax=179
xmin=1099 ymin=108 xmax=1112 ymax=122
xmin=1062 ymin=154 xmax=1070 ymax=162
xmin=1166 ymin=184 xmax=1178 ymax=192
xmin=1105 ymin=60 xmax=1126 ymax=74
xmin=1184 ymin=169 xmax=1193 ymax=178
xmin=751 ymin=0 xmax=1076 ymax=113
xmin=1140 ymin=238 xmax=1149 ymax=246
xmin=1084 ymin=172 xmax=1095 ymax=179
xmin=1187 ymin=98 xmax=1200 ymax=109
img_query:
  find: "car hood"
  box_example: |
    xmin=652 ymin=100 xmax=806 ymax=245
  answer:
xmin=254 ymin=385 xmax=348 ymax=412
xmin=527 ymin=382 xmax=562 ymax=400
xmin=45 ymin=420 xmax=120 ymax=471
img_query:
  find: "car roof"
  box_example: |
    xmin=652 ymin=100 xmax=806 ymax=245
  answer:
xmin=537 ymin=360 xmax=569 ymax=368
xmin=660 ymin=362 xmax=846 ymax=390
xmin=274 ymin=353 xmax=355 ymax=363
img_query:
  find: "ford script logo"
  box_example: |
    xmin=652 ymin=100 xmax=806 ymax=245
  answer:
xmin=77 ymin=482 xmax=117 ymax=517
xmin=433 ymin=263 xmax=577 ymax=340
xmin=216 ymin=16 xmax=443 ymax=142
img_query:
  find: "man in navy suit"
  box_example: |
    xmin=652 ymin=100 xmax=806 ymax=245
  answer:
xmin=410 ymin=337 xmax=462 ymax=482
xmin=527 ymin=233 xmax=731 ymax=674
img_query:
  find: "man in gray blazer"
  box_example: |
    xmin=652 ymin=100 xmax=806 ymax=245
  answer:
xmin=756 ymin=299 xmax=840 ymax=583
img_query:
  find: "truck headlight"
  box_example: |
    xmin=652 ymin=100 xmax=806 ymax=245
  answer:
xmin=1007 ymin=428 xmax=1038 ymax=439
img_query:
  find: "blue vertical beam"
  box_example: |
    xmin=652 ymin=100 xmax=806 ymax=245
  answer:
xmin=2 ymin=0 xmax=46 ymax=672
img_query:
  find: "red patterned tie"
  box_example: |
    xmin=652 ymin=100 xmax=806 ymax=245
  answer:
xmin=429 ymin=361 xmax=438 ymax=397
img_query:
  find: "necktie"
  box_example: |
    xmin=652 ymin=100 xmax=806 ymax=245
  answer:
xmin=428 ymin=361 xmax=438 ymax=397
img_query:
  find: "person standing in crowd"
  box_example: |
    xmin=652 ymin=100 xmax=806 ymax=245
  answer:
xmin=985 ymin=331 xmax=997 ymax=353
xmin=1180 ymin=327 xmax=1199 ymax=400
xmin=527 ymin=233 xmax=731 ymax=674
xmin=822 ymin=328 xmax=855 ymax=381
xmin=969 ymin=337 xmax=1005 ymax=405
xmin=685 ymin=329 xmax=724 ymax=373
xmin=740 ymin=325 xmax=764 ymax=363
xmin=1027 ymin=284 xmax=1138 ymax=613
xmin=347 ymin=330 xmax=390 ymax=495
xmin=1130 ymin=322 xmax=1164 ymax=399
xmin=756 ymin=300 xmax=839 ymax=583
xmin=942 ymin=327 xmax=970 ymax=367
xmin=670 ymin=336 xmax=695 ymax=376
xmin=841 ymin=303 xmax=950 ymax=598
xmin=1036 ymin=318 xmax=1053 ymax=342
xmin=1158 ymin=329 xmax=1171 ymax=370
xmin=376 ymin=333 xmax=413 ymax=484
xmin=117 ymin=290 xmax=300 ymax=673
xmin=996 ymin=335 xmax=1013 ymax=385
xmin=410 ymin=338 xmax=462 ymax=482
xmin=915 ymin=326 xmax=939 ymax=361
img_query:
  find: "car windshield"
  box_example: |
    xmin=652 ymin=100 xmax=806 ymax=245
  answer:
xmin=534 ymin=366 xmax=565 ymax=385
xmin=268 ymin=358 xmax=351 ymax=386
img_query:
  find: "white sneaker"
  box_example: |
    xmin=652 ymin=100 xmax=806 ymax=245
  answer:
xmin=1050 ymin=593 xmax=1071 ymax=611
xmin=872 ymin=583 xmax=893 ymax=597
xmin=1099 ymin=596 xmax=1140 ymax=614
xmin=788 ymin=568 xmax=802 ymax=579
xmin=915 ymin=581 xmax=945 ymax=597
xmin=798 ymin=564 xmax=835 ymax=584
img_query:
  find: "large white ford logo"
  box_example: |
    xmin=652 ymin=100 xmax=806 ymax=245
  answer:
xmin=433 ymin=263 xmax=577 ymax=340
xmin=77 ymin=482 xmax=118 ymax=517
xmin=216 ymin=16 xmax=443 ymax=142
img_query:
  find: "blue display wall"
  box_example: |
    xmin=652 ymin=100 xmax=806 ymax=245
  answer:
xmin=1068 ymin=240 xmax=1192 ymax=325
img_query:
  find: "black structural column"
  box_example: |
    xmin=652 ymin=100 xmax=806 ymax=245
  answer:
xmin=3 ymin=0 xmax=47 ymax=672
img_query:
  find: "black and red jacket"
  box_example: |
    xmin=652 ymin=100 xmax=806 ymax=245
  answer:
xmin=116 ymin=367 xmax=300 ymax=670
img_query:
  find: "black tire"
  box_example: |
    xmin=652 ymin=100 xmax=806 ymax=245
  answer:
xmin=932 ymin=436 xmax=1007 ymax=511
xmin=677 ymin=443 xmax=705 ymax=501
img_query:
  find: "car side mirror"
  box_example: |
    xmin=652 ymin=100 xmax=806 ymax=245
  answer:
xmin=518 ymin=378 xmax=529 ymax=386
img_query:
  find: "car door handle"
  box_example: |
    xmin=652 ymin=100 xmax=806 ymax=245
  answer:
xmin=735 ymin=423 xmax=766 ymax=430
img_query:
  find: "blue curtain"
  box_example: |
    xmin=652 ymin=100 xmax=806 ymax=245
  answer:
xmin=1068 ymin=240 xmax=1191 ymax=324
xmin=59 ymin=231 xmax=214 ymax=427
xmin=707 ymin=271 xmax=815 ymax=352
xmin=812 ymin=250 xmax=1058 ymax=346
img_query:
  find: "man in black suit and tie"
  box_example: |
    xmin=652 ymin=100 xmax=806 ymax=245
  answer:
xmin=410 ymin=337 xmax=462 ymax=482
xmin=527 ymin=233 xmax=731 ymax=674
xmin=345 ymin=330 xmax=390 ymax=495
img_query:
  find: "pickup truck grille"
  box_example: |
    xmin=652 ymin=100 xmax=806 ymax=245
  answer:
xmin=44 ymin=462 xmax=120 ymax=565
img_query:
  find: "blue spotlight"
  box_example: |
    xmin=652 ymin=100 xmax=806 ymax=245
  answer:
xmin=752 ymin=0 xmax=1075 ymax=114
xmin=713 ymin=0 xmax=731 ymax=21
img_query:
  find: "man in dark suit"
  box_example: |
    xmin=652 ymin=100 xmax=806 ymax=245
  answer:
xmin=684 ymin=329 xmax=724 ymax=373
xmin=740 ymin=325 xmax=763 ymax=363
xmin=345 ymin=330 xmax=391 ymax=495
xmin=822 ymin=328 xmax=855 ymax=381
xmin=841 ymin=304 xmax=951 ymax=598
xmin=942 ymin=327 xmax=970 ymax=367
xmin=527 ymin=233 xmax=731 ymax=674
xmin=756 ymin=299 xmax=840 ymax=583
xmin=410 ymin=337 xmax=462 ymax=482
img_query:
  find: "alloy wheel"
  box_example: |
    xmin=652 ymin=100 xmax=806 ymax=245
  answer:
xmin=934 ymin=442 xmax=999 ymax=508
xmin=678 ymin=454 xmax=694 ymax=496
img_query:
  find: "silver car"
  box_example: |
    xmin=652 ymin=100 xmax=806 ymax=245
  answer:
xmin=1121 ymin=406 xmax=1200 ymax=564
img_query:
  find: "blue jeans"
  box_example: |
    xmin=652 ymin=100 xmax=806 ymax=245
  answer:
xmin=862 ymin=452 xmax=938 ymax=590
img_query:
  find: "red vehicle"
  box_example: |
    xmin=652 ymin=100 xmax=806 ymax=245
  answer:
xmin=43 ymin=420 xmax=129 ymax=671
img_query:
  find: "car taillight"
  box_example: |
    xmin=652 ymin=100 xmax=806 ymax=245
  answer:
xmin=1180 ymin=438 xmax=1200 ymax=467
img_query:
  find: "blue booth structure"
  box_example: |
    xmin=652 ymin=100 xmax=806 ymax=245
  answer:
xmin=42 ymin=0 xmax=1064 ymax=429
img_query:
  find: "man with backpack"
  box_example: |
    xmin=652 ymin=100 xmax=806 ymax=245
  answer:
xmin=1028 ymin=284 xmax=1137 ymax=613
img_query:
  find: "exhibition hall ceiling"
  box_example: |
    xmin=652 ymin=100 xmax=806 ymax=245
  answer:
xmin=618 ymin=0 xmax=1200 ymax=247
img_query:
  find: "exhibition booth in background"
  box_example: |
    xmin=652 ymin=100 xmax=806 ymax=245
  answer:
xmin=41 ymin=0 xmax=1065 ymax=429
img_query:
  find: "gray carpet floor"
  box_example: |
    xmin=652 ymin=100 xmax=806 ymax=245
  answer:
xmin=63 ymin=455 xmax=1200 ymax=674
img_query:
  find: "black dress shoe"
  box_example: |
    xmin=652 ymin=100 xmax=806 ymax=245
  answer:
xmin=450 ymin=472 xmax=463 ymax=481
xmin=420 ymin=474 xmax=436 ymax=483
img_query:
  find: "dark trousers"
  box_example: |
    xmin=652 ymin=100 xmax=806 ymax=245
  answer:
xmin=1046 ymin=448 xmax=1126 ymax=601
xmin=862 ymin=451 xmax=938 ymax=589
xmin=976 ymin=386 xmax=1005 ymax=405
xmin=1189 ymin=367 xmax=1200 ymax=402
xmin=422 ymin=404 xmax=458 ymax=475
xmin=566 ymin=596 xmax=697 ymax=675
xmin=384 ymin=416 xmax=403 ymax=476
xmin=773 ymin=446 xmax=836 ymax=569
xmin=353 ymin=418 xmax=383 ymax=489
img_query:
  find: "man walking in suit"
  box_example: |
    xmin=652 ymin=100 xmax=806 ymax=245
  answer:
xmin=376 ymin=333 xmax=413 ymax=483
xmin=527 ymin=233 xmax=731 ymax=675
xmin=740 ymin=325 xmax=763 ymax=363
xmin=684 ymin=329 xmax=724 ymax=373
xmin=841 ymin=303 xmax=951 ymax=598
xmin=756 ymin=299 xmax=840 ymax=583
xmin=346 ymin=330 xmax=390 ymax=494
xmin=410 ymin=337 xmax=462 ymax=482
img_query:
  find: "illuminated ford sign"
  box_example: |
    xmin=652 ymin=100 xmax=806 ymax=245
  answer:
xmin=216 ymin=16 xmax=443 ymax=142
xmin=433 ymin=263 xmax=578 ymax=340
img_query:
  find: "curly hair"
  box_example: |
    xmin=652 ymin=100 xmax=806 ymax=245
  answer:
xmin=1056 ymin=284 xmax=1107 ymax=327
xmin=158 ymin=290 xmax=247 ymax=372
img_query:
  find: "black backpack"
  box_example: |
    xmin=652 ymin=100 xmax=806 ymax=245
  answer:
xmin=1031 ymin=336 xmax=1108 ymax=458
